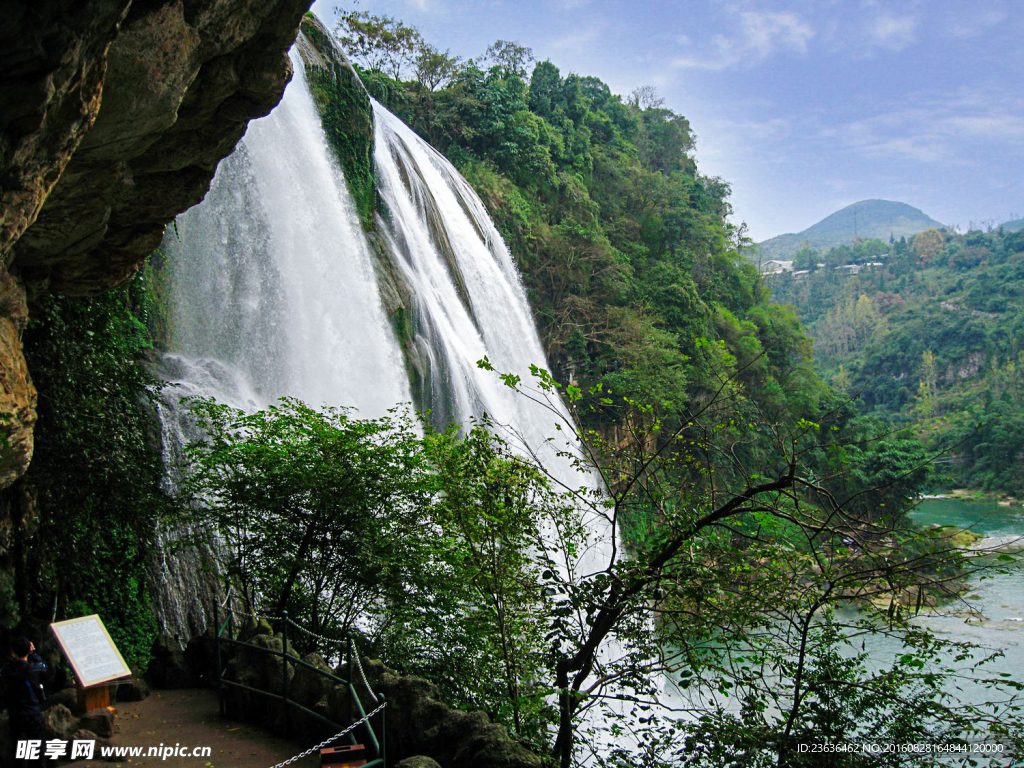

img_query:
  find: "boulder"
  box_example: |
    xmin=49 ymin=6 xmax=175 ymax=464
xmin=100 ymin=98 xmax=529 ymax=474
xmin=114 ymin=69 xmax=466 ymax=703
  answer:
xmin=44 ymin=686 xmax=82 ymax=715
xmin=236 ymin=616 xmax=274 ymax=643
xmin=396 ymin=758 xmax=443 ymax=768
xmin=43 ymin=703 xmax=76 ymax=740
xmin=290 ymin=652 xmax=334 ymax=709
xmin=146 ymin=634 xmax=195 ymax=689
xmin=223 ymin=631 xmax=291 ymax=726
xmin=184 ymin=632 xmax=218 ymax=687
xmin=115 ymin=677 xmax=149 ymax=702
xmin=79 ymin=707 xmax=115 ymax=738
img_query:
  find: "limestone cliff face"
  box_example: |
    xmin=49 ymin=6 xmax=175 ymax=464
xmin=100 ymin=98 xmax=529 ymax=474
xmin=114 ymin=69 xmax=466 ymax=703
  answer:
xmin=0 ymin=0 xmax=313 ymax=486
xmin=0 ymin=272 xmax=33 ymax=488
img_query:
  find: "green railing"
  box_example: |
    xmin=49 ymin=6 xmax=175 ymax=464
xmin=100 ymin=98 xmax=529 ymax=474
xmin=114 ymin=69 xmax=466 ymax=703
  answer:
xmin=213 ymin=601 xmax=386 ymax=767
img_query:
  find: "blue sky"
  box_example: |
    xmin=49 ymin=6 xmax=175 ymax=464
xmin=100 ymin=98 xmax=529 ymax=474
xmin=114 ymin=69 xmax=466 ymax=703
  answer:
xmin=310 ymin=0 xmax=1024 ymax=241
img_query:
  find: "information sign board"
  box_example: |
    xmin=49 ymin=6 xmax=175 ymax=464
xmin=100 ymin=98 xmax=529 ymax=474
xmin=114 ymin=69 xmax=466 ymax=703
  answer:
xmin=51 ymin=615 xmax=131 ymax=688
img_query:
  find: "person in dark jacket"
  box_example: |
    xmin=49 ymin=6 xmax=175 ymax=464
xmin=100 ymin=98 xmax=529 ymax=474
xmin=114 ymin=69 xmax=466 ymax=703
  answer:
xmin=2 ymin=638 xmax=47 ymax=768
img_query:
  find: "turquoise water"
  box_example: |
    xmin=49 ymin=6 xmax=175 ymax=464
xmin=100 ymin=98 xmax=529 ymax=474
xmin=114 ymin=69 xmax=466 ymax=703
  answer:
xmin=914 ymin=496 xmax=1024 ymax=538
xmin=908 ymin=497 xmax=1024 ymax=629
xmin=881 ymin=498 xmax=1024 ymax=709
xmin=658 ymin=498 xmax=1023 ymax=758
xmin=850 ymin=499 xmax=1024 ymax=762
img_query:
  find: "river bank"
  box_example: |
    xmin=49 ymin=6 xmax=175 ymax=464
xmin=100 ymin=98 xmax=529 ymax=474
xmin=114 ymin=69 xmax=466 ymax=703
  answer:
xmin=924 ymin=488 xmax=1024 ymax=508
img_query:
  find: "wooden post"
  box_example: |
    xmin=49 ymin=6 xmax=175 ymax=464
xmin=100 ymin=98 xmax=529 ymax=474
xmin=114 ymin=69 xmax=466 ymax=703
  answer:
xmin=76 ymin=682 xmax=111 ymax=713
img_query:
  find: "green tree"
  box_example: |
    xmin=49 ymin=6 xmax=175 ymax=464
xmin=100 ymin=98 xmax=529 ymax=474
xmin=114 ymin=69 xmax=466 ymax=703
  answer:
xmin=335 ymin=8 xmax=423 ymax=79
xmin=480 ymin=362 xmax=1021 ymax=767
xmin=484 ymin=39 xmax=535 ymax=77
xmin=414 ymin=44 xmax=461 ymax=91
xmin=181 ymin=398 xmax=435 ymax=629
xmin=792 ymin=244 xmax=820 ymax=271
xmin=181 ymin=399 xmax=564 ymax=741
xmin=415 ymin=424 xmax=562 ymax=737
xmin=16 ymin=281 xmax=168 ymax=665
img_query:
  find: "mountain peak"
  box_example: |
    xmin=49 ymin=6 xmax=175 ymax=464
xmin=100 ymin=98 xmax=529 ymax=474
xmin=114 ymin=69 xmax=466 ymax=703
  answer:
xmin=757 ymin=199 xmax=944 ymax=259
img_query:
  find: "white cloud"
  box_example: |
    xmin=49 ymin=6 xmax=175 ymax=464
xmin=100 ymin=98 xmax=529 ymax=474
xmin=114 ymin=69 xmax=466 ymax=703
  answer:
xmin=826 ymin=86 xmax=1024 ymax=164
xmin=942 ymin=7 xmax=1007 ymax=39
xmin=549 ymin=25 xmax=602 ymax=54
xmin=672 ymin=9 xmax=814 ymax=71
xmin=740 ymin=10 xmax=814 ymax=56
xmin=867 ymin=13 xmax=919 ymax=51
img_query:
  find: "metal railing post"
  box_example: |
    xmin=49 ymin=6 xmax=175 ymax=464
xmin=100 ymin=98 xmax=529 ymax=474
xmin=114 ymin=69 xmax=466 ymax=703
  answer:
xmin=379 ymin=693 xmax=386 ymax=764
xmin=227 ymin=582 xmax=235 ymax=638
xmin=281 ymin=611 xmax=290 ymax=737
xmin=346 ymin=636 xmax=353 ymax=730
xmin=214 ymin=600 xmax=224 ymax=717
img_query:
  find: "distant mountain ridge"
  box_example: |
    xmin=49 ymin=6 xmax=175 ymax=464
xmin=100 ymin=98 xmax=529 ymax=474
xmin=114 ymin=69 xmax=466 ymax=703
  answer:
xmin=757 ymin=200 xmax=944 ymax=260
xmin=1003 ymin=218 xmax=1024 ymax=232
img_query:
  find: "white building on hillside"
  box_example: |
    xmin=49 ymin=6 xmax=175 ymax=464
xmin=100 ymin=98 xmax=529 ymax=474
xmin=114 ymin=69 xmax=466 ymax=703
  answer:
xmin=761 ymin=260 xmax=795 ymax=274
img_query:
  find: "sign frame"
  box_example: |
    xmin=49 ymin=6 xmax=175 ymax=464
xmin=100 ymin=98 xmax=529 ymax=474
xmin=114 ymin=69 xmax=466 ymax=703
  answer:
xmin=50 ymin=614 xmax=132 ymax=688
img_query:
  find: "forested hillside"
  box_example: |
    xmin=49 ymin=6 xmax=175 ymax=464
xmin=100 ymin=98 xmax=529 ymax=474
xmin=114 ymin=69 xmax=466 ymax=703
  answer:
xmin=342 ymin=14 xmax=830 ymax=438
xmin=772 ymin=225 xmax=1024 ymax=495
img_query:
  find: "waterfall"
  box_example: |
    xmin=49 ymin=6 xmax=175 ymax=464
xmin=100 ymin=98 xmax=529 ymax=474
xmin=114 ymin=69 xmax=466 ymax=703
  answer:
xmin=160 ymin=54 xmax=410 ymax=416
xmin=153 ymin=50 xmax=412 ymax=636
xmin=153 ymin=42 xmax=611 ymax=637
xmin=371 ymin=101 xmax=611 ymax=572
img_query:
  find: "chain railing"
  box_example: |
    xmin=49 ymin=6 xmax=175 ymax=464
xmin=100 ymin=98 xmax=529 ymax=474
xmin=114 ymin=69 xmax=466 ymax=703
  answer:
xmin=213 ymin=595 xmax=386 ymax=768
xmin=268 ymin=701 xmax=387 ymax=768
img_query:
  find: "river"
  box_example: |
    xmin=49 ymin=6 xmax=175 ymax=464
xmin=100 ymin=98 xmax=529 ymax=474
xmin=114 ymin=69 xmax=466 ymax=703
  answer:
xmin=656 ymin=497 xmax=1023 ymax=761
xmin=867 ymin=498 xmax=1024 ymax=714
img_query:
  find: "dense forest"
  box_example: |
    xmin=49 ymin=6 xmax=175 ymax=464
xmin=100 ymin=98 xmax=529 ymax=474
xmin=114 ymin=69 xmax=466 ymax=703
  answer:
xmin=5 ymin=7 xmax=1022 ymax=767
xmin=772 ymin=225 xmax=1024 ymax=495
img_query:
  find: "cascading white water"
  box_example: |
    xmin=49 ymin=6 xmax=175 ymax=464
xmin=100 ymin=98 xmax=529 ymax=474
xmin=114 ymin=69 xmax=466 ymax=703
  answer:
xmin=371 ymin=102 xmax=628 ymax=753
xmin=372 ymin=102 xmax=612 ymax=573
xmin=153 ymin=50 xmax=412 ymax=637
xmin=162 ymin=53 xmax=410 ymax=416
xmin=154 ymin=38 xmax=614 ymax=663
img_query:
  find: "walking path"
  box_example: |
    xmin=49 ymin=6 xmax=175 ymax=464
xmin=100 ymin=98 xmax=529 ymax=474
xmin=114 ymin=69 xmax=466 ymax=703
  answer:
xmin=79 ymin=689 xmax=318 ymax=767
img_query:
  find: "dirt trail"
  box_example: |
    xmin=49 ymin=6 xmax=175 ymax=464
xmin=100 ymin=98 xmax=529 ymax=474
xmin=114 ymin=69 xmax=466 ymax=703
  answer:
xmin=79 ymin=689 xmax=319 ymax=767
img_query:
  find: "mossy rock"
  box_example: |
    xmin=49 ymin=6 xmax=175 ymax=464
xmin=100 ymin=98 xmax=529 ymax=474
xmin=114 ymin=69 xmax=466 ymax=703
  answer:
xmin=949 ymin=528 xmax=984 ymax=549
xmin=297 ymin=14 xmax=376 ymax=229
